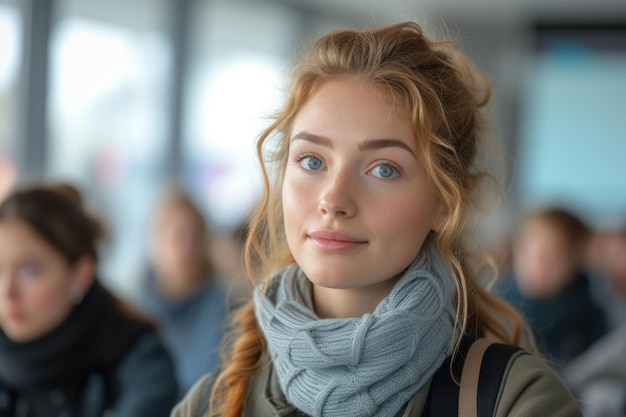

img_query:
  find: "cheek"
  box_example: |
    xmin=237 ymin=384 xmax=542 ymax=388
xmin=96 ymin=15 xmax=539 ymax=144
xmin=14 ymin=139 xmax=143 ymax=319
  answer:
xmin=396 ymin=210 xmax=430 ymax=246
xmin=282 ymin=176 xmax=309 ymax=230
xmin=384 ymin=196 xmax=440 ymax=238
xmin=25 ymin=281 xmax=70 ymax=315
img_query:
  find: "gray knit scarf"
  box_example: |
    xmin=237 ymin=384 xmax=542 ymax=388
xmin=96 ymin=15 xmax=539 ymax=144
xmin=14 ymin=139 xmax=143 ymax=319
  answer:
xmin=254 ymin=243 xmax=457 ymax=417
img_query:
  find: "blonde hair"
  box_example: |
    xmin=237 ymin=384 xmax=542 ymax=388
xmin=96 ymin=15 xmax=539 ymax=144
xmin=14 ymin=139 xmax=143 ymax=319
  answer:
xmin=208 ymin=22 xmax=529 ymax=416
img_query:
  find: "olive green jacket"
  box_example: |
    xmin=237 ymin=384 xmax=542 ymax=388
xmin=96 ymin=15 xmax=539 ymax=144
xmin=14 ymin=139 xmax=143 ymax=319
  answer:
xmin=170 ymin=353 xmax=582 ymax=417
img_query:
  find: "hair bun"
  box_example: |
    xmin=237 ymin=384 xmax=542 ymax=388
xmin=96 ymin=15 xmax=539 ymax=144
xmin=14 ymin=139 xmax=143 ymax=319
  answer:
xmin=49 ymin=181 xmax=109 ymax=242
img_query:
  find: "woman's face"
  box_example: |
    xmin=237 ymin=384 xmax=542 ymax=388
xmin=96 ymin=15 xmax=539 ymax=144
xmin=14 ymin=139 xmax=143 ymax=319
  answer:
xmin=0 ymin=219 xmax=80 ymax=342
xmin=151 ymin=206 xmax=206 ymax=281
xmin=282 ymin=77 xmax=443 ymax=312
xmin=513 ymin=218 xmax=576 ymax=299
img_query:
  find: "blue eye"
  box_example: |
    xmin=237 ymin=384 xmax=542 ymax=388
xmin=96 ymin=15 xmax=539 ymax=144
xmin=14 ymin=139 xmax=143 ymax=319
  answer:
xmin=300 ymin=155 xmax=324 ymax=171
xmin=371 ymin=164 xmax=399 ymax=179
xmin=19 ymin=263 xmax=41 ymax=280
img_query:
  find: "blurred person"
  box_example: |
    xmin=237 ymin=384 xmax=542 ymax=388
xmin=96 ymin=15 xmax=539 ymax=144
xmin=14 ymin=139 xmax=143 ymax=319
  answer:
xmin=562 ymin=324 xmax=626 ymax=417
xmin=0 ymin=183 xmax=178 ymax=417
xmin=496 ymin=208 xmax=608 ymax=369
xmin=586 ymin=227 xmax=626 ymax=327
xmin=209 ymin=219 xmax=254 ymax=303
xmin=560 ymin=226 xmax=626 ymax=417
xmin=138 ymin=187 xmax=229 ymax=395
xmin=172 ymin=22 xmax=581 ymax=417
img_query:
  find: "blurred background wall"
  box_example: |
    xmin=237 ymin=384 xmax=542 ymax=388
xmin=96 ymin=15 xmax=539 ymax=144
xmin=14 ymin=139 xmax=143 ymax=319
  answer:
xmin=0 ymin=0 xmax=625 ymax=298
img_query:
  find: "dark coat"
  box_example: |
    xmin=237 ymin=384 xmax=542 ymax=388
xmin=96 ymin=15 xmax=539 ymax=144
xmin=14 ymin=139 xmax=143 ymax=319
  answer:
xmin=0 ymin=283 xmax=178 ymax=417
xmin=495 ymin=272 xmax=608 ymax=368
xmin=0 ymin=333 xmax=178 ymax=417
xmin=170 ymin=352 xmax=582 ymax=417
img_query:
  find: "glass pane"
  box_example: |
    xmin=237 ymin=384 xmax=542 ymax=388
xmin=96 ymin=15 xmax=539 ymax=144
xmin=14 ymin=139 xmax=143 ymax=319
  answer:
xmin=183 ymin=0 xmax=299 ymax=229
xmin=48 ymin=0 xmax=170 ymax=296
xmin=519 ymin=28 xmax=626 ymax=222
xmin=0 ymin=2 xmax=20 ymax=199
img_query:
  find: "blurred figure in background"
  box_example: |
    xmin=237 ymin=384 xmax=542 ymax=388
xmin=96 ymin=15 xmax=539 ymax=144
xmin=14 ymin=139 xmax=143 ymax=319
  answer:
xmin=209 ymin=218 xmax=253 ymax=304
xmin=561 ymin=226 xmax=626 ymax=417
xmin=495 ymin=207 xmax=608 ymax=369
xmin=0 ymin=183 xmax=177 ymax=417
xmin=586 ymin=227 xmax=626 ymax=328
xmin=562 ymin=324 xmax=626 ymax=417
xmin=138 ymin=186 xmax=229 ymax=396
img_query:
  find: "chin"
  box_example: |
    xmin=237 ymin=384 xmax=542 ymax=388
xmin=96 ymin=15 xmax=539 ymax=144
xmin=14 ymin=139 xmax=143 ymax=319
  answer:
xmin=3 ymin=328 xmax=36 ymax=343
xmin=309 ymin=279 xmax=356 ymax=290
xmin=302 ymin=268 xmax=358 ymax=290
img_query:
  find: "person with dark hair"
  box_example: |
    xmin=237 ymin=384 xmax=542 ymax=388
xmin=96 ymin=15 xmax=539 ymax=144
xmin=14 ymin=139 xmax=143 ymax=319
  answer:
xmin=138 ymin=186 xmax=229 ymax=395
xmin=0 ymin=183 xmax=178 ymax=417
xmin=172 ymin=22 xmax=581 ymax=417
xmin=496 ymin=208 xmax=608 ymax=369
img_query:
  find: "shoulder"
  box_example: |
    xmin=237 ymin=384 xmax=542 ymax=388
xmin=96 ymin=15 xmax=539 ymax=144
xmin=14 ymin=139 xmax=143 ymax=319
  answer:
xmin=496 ymin=353 xmax=583 ymax=417
xmin=170 ymin=360 xmax=291 ymax=417
xmin=110 ymin=333 xmax=179 ymax=417
xmin=117 ymin=332 xmax=175 ymax=375
xmin=170 ymin=373 xmax=215 ymax=417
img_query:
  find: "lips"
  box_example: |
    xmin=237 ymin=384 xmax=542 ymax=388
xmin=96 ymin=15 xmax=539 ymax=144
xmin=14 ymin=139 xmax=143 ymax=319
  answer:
xmin=307 ymin=230 xmax=367 ymax=253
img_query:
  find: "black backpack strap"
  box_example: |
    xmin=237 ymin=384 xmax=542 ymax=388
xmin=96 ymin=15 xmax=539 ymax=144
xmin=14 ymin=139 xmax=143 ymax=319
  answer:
xmin=477 ymin=343 xmax=527 ymax=417
xmin=423 ymin=336 xmax=473 ymax=416
xmin=422 ymin=337 xmax=526 ymax=417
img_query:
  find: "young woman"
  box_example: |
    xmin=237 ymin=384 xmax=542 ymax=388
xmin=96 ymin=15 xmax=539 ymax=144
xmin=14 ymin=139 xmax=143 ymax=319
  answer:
xmin=139 ymin=187 xmax=230 ymax=395
xmin=0 ymin=183 xmax=178 ymax=417
xmin=171 ymin=22 xmax=582 ymax=417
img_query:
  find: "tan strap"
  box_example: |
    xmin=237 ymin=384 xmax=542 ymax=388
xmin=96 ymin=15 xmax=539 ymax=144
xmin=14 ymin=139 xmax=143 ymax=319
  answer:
xmin=458 ymin=338 xmax=493 ymax=417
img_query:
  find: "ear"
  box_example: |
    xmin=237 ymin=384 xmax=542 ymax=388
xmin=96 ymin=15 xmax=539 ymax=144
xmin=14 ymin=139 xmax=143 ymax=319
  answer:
xmin=70 ymin=255 xmax=96 ymax=294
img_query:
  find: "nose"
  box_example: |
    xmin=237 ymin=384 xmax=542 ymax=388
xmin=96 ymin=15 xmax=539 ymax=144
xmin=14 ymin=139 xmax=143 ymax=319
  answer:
xmin=318 ymin=170 xmax=357 ymax=218
xmin=0 ymin=273 xmax=18 ymax=300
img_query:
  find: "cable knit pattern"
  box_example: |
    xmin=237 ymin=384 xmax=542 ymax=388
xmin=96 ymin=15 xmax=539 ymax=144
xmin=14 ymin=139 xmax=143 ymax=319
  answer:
xmin=254 ymin=243 xmax=456 ymax=417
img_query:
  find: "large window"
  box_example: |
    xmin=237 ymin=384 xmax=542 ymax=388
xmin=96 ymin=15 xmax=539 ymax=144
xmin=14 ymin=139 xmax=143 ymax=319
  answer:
xmin=48 ymin=0 xmax=170 ymax=295
xmin=518 ymin=23 xmax=626 ymax=225
xmin=182 ymin=0 xmax=299 ymax=229
xmin=0 ymin=2 xmax=20 ymax=199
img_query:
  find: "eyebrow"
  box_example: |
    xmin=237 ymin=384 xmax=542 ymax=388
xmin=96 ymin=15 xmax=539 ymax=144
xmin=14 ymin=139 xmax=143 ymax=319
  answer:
xmin=358 ymin=138 xmax=417 ymax=158
xmin=291 ymin=132 xmax=417 ymax=158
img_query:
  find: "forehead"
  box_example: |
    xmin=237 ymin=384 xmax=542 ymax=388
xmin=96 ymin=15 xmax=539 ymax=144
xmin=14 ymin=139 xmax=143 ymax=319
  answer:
xmin=520 ymin=217 xmax=569 ymax=245
xmin=0 ymin=219 xmax=59 ymax=258
xmin=292 ymin=77 xmax=415 ymax=141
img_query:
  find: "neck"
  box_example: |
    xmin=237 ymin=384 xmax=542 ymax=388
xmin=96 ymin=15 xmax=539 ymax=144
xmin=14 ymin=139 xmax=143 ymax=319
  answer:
xmin=312 ymin=277 xmax=399 ymax=319
xmin=156 ymin=271 xmax=208 ymax=303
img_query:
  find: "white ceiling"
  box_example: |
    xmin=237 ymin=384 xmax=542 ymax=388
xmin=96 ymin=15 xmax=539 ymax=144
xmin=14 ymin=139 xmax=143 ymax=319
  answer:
xmin=286 ymin=0 xmax=626 ymax=23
